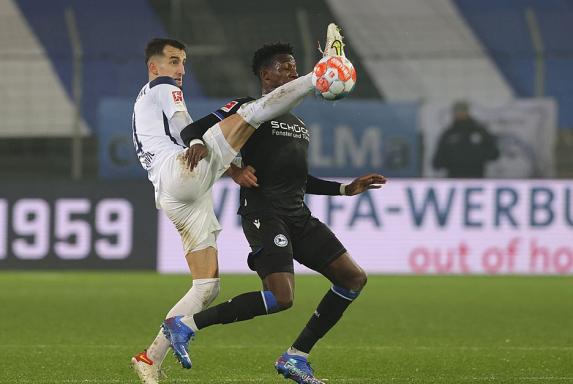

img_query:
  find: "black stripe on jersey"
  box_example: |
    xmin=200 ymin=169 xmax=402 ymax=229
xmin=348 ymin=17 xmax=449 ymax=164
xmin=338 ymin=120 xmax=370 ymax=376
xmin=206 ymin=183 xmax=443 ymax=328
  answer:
xmin=213 ymin=110 xmax=225 ymax=121
xmin=179 ymin=97 xmax=254 ymax=147
xmin=132 ymin=112 xmax=143 ymax=153
xmin=163 ymin=112 xmax=184 ymax=146
xmin=181 ymin=114 xmax=219 ymax=146
xmin=206 ymin=97 xmax=255 ymax=124
xmin=150 ymin=76 xmax=179 ymax=89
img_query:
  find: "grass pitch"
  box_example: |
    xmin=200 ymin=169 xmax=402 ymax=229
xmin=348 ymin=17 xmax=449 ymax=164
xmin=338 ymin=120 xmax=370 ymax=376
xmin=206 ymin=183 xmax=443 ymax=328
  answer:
xmin=0 ymin=272 xmax=571 ymax=383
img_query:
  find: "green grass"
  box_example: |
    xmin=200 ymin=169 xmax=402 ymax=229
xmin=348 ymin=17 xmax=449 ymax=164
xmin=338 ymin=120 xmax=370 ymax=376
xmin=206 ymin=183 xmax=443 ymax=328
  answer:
xmin=0 ymin=273 xmax=571 ymax=383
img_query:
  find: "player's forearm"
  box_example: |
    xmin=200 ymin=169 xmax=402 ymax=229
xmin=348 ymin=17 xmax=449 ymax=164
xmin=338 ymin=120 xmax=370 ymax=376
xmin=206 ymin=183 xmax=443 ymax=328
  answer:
xmin=180 ymin=113 xmax=219 ymax=147
xmin=181 ymin=123 xmax=208 ymax=147
xmin=305 ymin=174 xmax=344 ymax=196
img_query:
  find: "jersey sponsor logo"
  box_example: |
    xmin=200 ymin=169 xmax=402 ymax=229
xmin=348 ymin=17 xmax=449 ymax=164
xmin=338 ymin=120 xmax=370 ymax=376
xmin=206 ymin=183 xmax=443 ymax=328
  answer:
xmin=274 ymin=234 xmax=288 ymax=247
xmin=221 ymin=100 xmax=238 ymax=113
xmin=270 ymin=120 xmax=310 ymax=142
xmin=172 ymin=90 xmax=183 ymax=103
xmin=270 ymin=121 xmax=309 ymax=135
xmin=253 ymin=219 xmax=261 ymax=229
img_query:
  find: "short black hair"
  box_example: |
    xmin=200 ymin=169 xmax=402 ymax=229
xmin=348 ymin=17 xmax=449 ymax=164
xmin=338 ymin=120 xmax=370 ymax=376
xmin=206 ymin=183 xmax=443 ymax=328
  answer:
xmin=251 ymin=42 xmax=294 ymax=77
xmin=145 ymin=38 xmax=186 ymax=64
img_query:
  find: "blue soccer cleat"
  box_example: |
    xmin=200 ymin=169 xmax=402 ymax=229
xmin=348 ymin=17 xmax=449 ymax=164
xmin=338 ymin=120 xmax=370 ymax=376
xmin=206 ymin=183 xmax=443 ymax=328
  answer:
xmin=275 ymin=353 xmax=325 ymax=384
xmin=161 ymin=316 xmax=195 ymax=369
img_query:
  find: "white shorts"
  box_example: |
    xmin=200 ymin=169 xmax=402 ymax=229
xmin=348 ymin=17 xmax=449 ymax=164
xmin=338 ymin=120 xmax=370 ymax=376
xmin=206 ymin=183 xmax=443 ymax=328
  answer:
xmin=157 ymin=124 xmax=237 ymax=253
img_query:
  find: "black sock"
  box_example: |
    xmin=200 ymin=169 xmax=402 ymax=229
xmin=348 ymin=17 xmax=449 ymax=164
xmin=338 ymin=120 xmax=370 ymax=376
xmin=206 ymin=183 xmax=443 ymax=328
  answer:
xmin=193 ymin=291 xmax=278 ymax=330
xmin=292 ymin=286 xmax=360 ymax=353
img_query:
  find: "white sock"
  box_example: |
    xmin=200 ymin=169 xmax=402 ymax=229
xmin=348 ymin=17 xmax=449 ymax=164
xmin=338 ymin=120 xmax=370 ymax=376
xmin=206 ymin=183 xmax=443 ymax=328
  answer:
xmin=287 ymin=347 xmax=309 ymax=359
xmin=237 ymin=73 xmax=313 ymax=128
xmin=146 ymin=278 xmax=220 ymax=364
xmin=180 ymin=315 xmax=199 ymax=332
xmin=146 ymin=329 xmax=171 ymax=364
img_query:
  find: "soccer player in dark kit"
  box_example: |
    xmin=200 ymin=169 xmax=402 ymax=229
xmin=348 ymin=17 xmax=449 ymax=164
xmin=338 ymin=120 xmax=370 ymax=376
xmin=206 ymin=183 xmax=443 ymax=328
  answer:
xmin=164 ymin=28 xmax=386 ymax=384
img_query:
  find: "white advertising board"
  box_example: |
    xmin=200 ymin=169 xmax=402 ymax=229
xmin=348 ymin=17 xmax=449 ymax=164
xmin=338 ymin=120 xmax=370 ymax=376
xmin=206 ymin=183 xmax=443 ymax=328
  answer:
xmin=158 ymin=179 xmax=573 ymax=275
xmin=421 ymin=99 xmax=557 ymax=178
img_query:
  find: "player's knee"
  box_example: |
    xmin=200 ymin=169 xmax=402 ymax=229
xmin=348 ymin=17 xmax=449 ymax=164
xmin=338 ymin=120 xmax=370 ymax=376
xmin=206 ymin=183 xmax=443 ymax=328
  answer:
xmin=357 ymin=269 xmax=368 ymax=290
xmin=277 ymin=298 xmax=293 ymax=311
xmin=263 ymin=273 xmax=295 ymax=310
xmin=192 ymin=278 xmax=220 ymax=309
xmin=346 ymin=268 xmax=368 ymax=292
xmin=273 ymin=291 xmax=294 ymax=311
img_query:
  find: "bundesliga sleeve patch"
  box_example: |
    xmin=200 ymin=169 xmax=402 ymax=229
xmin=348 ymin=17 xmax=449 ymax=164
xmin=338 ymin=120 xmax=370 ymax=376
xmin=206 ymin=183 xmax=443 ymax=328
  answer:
xmin=172 ymin=90 xmax=183 ymax=104
xmin=220 ymin=100 xmax=238 ymax=113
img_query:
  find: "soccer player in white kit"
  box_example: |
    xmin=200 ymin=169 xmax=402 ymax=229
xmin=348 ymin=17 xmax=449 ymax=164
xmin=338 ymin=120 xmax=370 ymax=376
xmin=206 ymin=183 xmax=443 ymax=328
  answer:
xmin=130 ymin=38 xmax=316 ymax=384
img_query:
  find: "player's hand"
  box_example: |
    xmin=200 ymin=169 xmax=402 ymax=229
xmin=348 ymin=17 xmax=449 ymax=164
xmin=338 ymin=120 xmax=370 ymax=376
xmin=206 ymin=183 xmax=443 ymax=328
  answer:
xmin=231 ymin=165 xmax=259 ymax=188
xmin=185 ymin=143 xmax=208 ymax=171
xmin=345 ymin=173 xmax=387 ymax=196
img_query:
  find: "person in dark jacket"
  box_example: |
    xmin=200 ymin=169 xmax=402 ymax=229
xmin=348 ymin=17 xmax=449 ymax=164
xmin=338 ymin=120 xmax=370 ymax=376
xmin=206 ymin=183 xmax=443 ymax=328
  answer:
xmin=433 ymin=101 xmax=500 ymax=178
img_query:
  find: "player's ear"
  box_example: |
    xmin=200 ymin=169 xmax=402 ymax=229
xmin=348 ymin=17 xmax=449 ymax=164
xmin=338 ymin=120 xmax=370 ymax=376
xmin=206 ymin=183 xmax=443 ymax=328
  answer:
xmin=148 ymin=59 xmax=159 ymax=76
xmin=260 ymin=68 xmax=270 ymax=83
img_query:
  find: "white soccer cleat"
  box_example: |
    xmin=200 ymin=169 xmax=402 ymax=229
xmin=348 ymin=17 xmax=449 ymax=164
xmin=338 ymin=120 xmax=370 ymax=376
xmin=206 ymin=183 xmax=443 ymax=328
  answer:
xmin=131 ymin=350 xmax=163 ymax=384
xmin=322 ymin=23 xmax=346 ymax=57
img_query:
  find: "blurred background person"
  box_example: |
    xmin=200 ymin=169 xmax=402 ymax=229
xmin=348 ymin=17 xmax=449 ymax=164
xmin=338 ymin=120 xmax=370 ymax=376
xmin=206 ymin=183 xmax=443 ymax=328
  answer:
xmin=432 ymin=101 xmax=500 ymax=178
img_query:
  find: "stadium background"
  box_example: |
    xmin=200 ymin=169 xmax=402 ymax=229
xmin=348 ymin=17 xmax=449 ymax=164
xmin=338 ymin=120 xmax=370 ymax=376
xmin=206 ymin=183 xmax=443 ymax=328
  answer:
xmin=0 ymin=0 xmax=572 ymax=383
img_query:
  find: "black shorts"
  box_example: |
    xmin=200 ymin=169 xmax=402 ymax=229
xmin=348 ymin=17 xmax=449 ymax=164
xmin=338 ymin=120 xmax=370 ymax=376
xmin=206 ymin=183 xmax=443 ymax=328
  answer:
xmin=241 ymin=212 xmax=347 ymax=278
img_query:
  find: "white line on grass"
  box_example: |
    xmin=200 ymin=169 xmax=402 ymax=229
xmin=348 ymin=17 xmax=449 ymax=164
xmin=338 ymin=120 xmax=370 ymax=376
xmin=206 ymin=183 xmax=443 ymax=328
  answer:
xmin=2 ymin=344 xmax=572 ymax=351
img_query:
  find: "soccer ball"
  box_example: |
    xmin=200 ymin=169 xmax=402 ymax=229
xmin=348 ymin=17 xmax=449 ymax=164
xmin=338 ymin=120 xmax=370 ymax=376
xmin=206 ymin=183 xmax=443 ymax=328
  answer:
xmin=312 ymin=56 xmax=357 ymax=100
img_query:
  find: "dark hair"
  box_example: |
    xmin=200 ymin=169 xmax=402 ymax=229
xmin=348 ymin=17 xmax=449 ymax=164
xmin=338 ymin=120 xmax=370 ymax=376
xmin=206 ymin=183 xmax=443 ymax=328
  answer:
xmin=251 ymin=42 xmax=294 ymax=77
xmin=145 ymin=38 xmax=186 ymax=64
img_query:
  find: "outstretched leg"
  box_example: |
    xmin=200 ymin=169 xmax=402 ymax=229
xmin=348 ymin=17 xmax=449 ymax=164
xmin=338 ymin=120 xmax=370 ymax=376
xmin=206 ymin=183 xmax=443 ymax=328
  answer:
xmin=216 ymin=73 xmax=313 ymax=151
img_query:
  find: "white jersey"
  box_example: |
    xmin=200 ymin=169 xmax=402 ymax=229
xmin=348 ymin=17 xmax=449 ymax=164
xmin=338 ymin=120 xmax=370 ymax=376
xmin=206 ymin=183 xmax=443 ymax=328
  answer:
xmin=132 ymin=76 xmax=192 ymax=203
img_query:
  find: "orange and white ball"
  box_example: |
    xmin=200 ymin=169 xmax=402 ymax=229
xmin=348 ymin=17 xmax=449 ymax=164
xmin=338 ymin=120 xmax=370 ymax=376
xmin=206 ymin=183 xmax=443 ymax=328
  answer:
xmin=312 ymin=56 xmax=357 ymax=100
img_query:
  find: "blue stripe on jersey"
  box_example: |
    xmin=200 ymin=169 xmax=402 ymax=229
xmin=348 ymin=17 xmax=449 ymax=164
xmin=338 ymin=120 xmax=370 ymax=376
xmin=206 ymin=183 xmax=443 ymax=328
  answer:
xmin=149 ymin=76 xmax=179 ymax=88
xmin=132 ymin=112 xmax=143 ymax=153
xmin=213 ymin=110 xmax=225 ymax=121
xmin=162 ymin=112 xmax=183 ymax=146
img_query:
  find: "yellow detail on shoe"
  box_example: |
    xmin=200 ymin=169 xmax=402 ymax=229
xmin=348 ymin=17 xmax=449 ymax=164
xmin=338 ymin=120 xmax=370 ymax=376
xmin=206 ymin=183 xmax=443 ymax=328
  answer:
xmin=331 ymin=40 xmax=343 ymax=56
